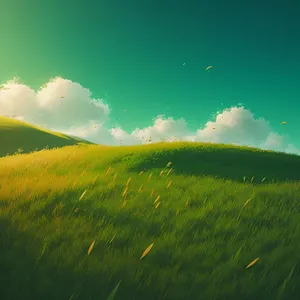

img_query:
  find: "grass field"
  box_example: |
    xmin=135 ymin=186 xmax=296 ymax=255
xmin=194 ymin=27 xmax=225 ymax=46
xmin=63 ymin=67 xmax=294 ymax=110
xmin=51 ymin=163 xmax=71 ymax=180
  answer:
xmin=0 ymin=116 xmax=93 ymax=157
xmin=1 ymin=141 xmax=300 ymax=300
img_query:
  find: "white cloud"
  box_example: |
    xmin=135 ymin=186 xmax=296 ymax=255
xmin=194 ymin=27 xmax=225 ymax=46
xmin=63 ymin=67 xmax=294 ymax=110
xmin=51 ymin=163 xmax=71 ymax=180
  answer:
xmin=0 ymin=77 xmax=299 ymax=155
xmin=0 ymin=77 xmax=109 ymax=130
xmin=195 ymin=107 xmax=271 ymax=146
xmin=131 ymin=116 xmax=192 ymax=143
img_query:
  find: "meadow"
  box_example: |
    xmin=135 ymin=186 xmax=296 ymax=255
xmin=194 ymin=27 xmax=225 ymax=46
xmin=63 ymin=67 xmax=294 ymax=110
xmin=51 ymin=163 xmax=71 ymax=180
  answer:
xmin=0 ymin=116 xmax=93 ymax=157
xmin=1 ymin=141 xmax=300 ymax=300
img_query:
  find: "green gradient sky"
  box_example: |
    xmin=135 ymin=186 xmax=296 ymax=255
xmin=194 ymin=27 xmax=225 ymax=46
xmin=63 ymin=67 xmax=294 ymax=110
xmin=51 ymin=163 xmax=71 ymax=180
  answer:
xmin=1 ymin=0 xmax=300 ymax=147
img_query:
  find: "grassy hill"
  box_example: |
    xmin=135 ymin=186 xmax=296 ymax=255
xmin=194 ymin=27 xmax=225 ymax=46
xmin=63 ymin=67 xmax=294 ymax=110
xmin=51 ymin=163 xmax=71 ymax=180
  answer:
xmin=0 ymin=116 xmax=93 ymax=157
xmin=0 ymin=142 xmax=300 ymax=300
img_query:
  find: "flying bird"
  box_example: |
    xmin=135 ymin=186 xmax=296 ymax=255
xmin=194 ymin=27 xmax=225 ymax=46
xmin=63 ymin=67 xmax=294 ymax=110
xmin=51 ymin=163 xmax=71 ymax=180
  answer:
xmin=205 ymin=66 xmax=213 ymax=71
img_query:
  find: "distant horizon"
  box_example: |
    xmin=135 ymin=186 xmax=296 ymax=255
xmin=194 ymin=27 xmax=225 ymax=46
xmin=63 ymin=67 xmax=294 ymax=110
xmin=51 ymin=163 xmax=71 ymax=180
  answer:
xmin=1 ymin=112 xmax=299 ymax=158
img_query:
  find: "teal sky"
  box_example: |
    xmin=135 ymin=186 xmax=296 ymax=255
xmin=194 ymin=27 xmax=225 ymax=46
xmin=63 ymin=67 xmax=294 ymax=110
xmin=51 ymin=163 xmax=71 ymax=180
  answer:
xmin=1 ymin=0 xmax=300 ymax=148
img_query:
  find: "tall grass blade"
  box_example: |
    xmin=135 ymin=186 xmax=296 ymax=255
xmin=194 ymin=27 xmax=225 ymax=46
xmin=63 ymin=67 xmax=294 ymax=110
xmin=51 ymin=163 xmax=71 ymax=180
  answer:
xmin=107 ymin=280 xmax=121 ymax=300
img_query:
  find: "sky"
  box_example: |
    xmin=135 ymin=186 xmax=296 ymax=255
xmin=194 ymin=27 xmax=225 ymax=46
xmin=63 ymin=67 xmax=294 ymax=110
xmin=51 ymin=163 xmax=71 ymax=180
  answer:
xmin=1 ymin=0 xmax=300 ymax=154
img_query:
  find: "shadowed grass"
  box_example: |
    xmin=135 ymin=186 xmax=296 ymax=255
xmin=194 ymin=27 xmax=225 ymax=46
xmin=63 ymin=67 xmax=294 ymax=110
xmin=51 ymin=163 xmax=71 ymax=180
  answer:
xmin=124 ymin=142 xmax=300 ymax=183
xmin=0 ymin=116 xmax=93 ymax=157
xmin=0 ymin=142 xmax=300 ymax=300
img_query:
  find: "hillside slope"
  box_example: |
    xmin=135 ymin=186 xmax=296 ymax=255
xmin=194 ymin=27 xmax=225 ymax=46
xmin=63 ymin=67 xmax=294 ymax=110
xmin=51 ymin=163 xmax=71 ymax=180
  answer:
xmin=0 ymin=142 xmax=300 ymax=300
xmin=0 ymin=116 xmax=93 ymax=157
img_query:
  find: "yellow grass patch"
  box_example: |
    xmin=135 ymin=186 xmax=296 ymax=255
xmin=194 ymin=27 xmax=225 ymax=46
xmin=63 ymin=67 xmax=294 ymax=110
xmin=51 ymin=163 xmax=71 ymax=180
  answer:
xmin=87 ymin=240 xmax=95 ymax=255
xmin=105 ymin=166 xmax=112 ymax=176
xmin=122 ymin=187 xmax=128 ymax=197
xmin=150 ymin=188 xmax=155 ymax=196
xmin=92 ymin=175 xmax=99 ymax=185
xmin=126 ymin=177 xmax=132 ymax=186
xmin=155 ymin=202 xmax=160 ymax=209
xmin=159 ymin=170 xmax=164 ymax=176
xmin=138 ymin=185 xmax=143 ymax=193
xmin=139 ymin=170 xmax=144 ymax=175
xmin=242 ymin=198 xmax=252 ymax=209
xmin=237 ymin=197 xmax=252 ymax=219
xmin=166 ymin=181 xmax=172 ymax=189
xmin=147 ymin=173 xmax=152 ymax=180
xmin=167 ymin=168 xmax=172 ymax=176
xmin=245 ymin=257 xmax=260 ymax=269
xmin=140 ymin=243 xmax=154 ymax=260
xmin=113 ymin=173 xmax=118 ymax=180
xmin=154 ymin=195 xmax=160 ymax=203
xmin=79 ymin=190 xmax=87 ymax=201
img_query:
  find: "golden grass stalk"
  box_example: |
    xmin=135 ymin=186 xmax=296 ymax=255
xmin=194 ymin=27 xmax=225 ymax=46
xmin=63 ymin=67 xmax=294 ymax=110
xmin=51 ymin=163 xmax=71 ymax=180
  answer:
xmin=150 ymin=188 xmax=155 ymax=196
xmin=159 ymin=170 xmax=164 ymax=176
xmin=121 ymin=200 xmax=127 ymax=208
xmin=167 ymin=168 xmax=172 ymax=176
xmin=79 ymin=190 xmax=87 ymax=201
xmin=88 ymin=240 xmax=95 ymax=255
xmin=139 ymin=170 xmax=144 ymax=175
xmin=140 ymin=243 xmax=154 ymax=260
xmin=261 ymin=177 xmax=266 ymax=183
xmin=176 ymin=209 xmax=180 ymax=216
xmin=92 ymin=175 xmax=99 ymax=185
xmin=105 ymin=166 xmax=112 ymax=176
xmin=113 ymin=173 xmax=118 ymax=181
xmin=126 ymin=177 xmax=132 ymax=186
xmin=154 ymin=195 xmax=160 ymax=203
xmin=185 ymin=199 xmax=189 ymax=207
xmin=147 ymin=173 xmax=153 ymax=180
xmin=250 ymin=176 xmax=255 ymax=183
xmin=245 ymin=257 xmax=259 ymax=269
xmin=237 ymin=197 xmax=252 ymax=219
xmin=155 ymin=202 xmax=160 ymax=209
xmin=242 ymin=198 xmax=252 ymax=209
xmin=122 ymin=187 xmax=128 ymax=197
xmin=138 ymin=185 xmax=143 ymax=193
xmin=166 ymin=181 xmax=172 ymax=189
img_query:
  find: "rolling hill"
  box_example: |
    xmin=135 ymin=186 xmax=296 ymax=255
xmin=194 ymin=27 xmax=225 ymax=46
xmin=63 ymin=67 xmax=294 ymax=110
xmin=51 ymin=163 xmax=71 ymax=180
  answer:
xmin=0 ymin=116 xmax=93 ymax=157
xmin=1 ymin=141 xmax=300 ymax=299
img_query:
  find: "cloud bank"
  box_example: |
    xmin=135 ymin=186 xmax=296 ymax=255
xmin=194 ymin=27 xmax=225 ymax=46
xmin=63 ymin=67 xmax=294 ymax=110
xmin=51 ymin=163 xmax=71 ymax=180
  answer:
xmin=0 ymin=77 xmax=299 ymax=155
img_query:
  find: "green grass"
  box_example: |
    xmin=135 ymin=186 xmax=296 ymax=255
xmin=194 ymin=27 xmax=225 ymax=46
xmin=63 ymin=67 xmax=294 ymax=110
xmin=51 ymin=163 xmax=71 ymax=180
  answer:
xmin=0 ymin=116 xmax=93 ymax=157
xmin=1 ymin=141 xmax=300 ymax=300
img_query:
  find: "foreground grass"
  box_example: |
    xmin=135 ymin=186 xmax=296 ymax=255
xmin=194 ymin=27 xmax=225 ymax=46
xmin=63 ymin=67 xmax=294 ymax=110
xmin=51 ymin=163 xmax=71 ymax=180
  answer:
xmin=0 ymin=142 xmax=300 ymax=300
